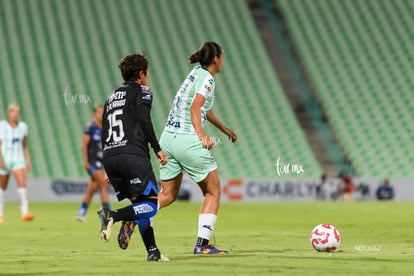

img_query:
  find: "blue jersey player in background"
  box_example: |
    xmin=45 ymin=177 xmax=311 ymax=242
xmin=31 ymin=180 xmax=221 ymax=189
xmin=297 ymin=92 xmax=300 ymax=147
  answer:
xmin=76 ymin=105 xmax=110 ymax=222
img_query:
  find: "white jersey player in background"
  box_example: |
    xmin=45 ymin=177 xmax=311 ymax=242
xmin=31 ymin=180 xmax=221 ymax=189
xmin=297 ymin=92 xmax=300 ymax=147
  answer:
xmin=0 ymin=103 xmax=34 ymax=222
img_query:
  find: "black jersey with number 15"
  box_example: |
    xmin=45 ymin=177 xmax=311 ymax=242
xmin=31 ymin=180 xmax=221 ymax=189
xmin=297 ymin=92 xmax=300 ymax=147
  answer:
xmin=101 ymin=81 xmax=161 ymax=159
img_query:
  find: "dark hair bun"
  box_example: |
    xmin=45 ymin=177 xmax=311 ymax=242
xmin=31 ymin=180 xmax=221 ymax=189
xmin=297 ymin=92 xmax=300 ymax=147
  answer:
xmin=188 ymin=41 xmax=222 ymax=66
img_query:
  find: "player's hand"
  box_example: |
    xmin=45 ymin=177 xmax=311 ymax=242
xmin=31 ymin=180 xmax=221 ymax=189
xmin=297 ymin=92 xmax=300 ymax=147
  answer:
xmin=156 ymin=150 xmax=168 ymax=165
xmin=0 ymin=159 xmax=5 ymax=169
xmin=200 ymin=135 xmax=215 ymax=150
xmin=223 ymin=127 xmax=237 ymax=143
xmin=26 ymin=161 xmax=32 ymax=173
xmin=84 ymin=162 xmax=90 ymax=172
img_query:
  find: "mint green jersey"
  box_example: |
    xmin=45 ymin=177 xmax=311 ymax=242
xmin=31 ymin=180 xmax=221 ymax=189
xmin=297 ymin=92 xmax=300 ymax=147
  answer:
xmin=165 ymin=65 xmax=215 ymax=134
xmin=0 ymin=120 xmax=28 ymax=173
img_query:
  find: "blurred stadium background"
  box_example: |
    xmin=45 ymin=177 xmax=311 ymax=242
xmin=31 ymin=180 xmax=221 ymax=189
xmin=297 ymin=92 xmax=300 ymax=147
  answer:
xmin=0 ymin=0 xmax=413 ymax=201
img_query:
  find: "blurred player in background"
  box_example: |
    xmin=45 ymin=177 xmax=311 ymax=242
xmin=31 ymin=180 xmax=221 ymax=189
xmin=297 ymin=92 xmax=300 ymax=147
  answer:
xmin=76 ymin=105 xmax=110 ymax=222
xmin=98 ymin=53 xmax=169 ymax=261
xmin=376 ymin=178 xmax=394 ymax=200
xmin=0 ymin=103 xmax=34 ymax=222
xmin=341 ymin=174 xmax=355 ymax=201
xmin=315 ymin=174 xmax=328 ymax=200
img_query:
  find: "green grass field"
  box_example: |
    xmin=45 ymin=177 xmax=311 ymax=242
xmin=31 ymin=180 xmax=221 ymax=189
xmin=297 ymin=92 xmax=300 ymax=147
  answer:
xmin=0 ymin=201 xmax=413 ymax=275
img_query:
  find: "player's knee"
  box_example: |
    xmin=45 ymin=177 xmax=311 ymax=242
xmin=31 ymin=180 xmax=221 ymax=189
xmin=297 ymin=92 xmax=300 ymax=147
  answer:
xmin=92 ymin=171 xmax=107 ymax=185
xmin=158 ymin=193 xmax=173 ymax=209
xmin=205 ymin=189 xmax=221 ymax=200
xmin=133 ymin=201 xmax=157 ymax=234
xmin=163 ymin=190 xmax=179 ymax=204
xmin=204 ymin=182 xmax=221 ymax=198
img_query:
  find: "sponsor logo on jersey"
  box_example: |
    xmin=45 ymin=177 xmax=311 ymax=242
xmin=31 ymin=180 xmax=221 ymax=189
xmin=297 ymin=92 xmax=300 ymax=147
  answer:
xmin=141 ymin=85 xmax=152 ymax=94
xmin=130 ymin=177 xmax=142 ymax=184
xmin=92 ymin=133 xmax=101 ymax=141
xmin=142 ymin=94 xmax=152 ymax=101
xmin=141 ymin=85 xmax=153 ymax=101
xmin=107 ymin=91 xmax=126 ymax=103
xmin=106 ymin=99 xmax=126 ymax=112
xmin=103 ymin=140 xmax=128 ymax=151
xmin=166 ymin=114 xmax=181 ymax=128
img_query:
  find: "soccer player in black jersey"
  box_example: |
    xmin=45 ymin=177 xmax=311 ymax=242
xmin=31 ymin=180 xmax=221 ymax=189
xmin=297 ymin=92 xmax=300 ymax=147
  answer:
xmin=98 ymin=53 xmax=168 ymax=262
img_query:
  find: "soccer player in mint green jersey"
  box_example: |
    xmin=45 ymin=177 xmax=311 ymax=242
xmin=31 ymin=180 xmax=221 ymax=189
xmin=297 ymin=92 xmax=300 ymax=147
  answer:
xmin=0 ymin=103 xmax=34 ymax=223
xmin=160 ymin=42 xmax=237 ymax=254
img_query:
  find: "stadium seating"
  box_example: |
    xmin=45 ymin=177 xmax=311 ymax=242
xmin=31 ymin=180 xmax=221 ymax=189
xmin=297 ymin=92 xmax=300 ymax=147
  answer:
xmin=278 ymin=0 xmax=414 ymax=177
xmin=0 ymin=0 xmax=322 ymax=179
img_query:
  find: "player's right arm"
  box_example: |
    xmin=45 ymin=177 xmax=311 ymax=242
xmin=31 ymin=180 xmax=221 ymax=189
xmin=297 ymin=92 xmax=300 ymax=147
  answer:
xmin=82 ymin=134 xmax=90 ymax=171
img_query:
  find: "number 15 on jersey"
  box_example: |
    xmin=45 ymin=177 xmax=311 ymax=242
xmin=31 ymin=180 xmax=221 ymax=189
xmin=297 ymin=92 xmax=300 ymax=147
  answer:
xmin=105 ymin=109 xmax=125 ymax=142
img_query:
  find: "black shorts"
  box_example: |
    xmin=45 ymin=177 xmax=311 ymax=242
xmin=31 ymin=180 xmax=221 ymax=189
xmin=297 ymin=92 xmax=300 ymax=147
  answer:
xmin=87 ymin=158 xmax=103 ymax=175
xmin=103 ymin=154 xmax=158 ymax=201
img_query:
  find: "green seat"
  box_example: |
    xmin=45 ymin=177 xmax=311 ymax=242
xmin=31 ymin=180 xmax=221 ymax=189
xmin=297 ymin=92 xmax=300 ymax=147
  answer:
xmin=0 ymin=0 xmax=323 ymax=179
xmin=278 ymin=0 xmax=414 ymax=177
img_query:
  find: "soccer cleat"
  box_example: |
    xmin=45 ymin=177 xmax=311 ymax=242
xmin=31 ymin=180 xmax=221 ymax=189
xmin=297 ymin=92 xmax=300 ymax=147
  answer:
xmin=193 ymin=245 xmax=228 ymax=255
xmin=21 ymin=213 xmax=35 ymax=222
xmin=76 ymin=215 xmax=87 ymax=222
xmin=147 ymin=253 xmax=170 ymax=262
xmin=97 ymin=207 xmax=113 ymax=241
xmin=0 ymin=216 xmax=4 ymax=223
xmin=117 ymin=220 xmax=137 ymax=250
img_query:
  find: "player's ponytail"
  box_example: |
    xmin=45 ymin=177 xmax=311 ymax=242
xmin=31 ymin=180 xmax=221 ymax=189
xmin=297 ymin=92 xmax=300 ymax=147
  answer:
xmin=188 ymin=51 xmax=201 ymax=63
xmin=188 ymin=41 xmax=222 ymax=66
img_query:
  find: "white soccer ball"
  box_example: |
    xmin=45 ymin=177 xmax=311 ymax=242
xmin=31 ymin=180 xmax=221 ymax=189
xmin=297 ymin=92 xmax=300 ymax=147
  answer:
xmin=310 ymin=224 xmax=341 ymax=252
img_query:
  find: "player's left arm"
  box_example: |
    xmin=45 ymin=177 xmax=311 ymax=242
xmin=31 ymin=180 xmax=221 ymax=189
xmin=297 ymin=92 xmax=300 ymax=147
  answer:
xmin=137 ymin=104 xmax=167 ymax=165
xmin=206 ymin=109 xmax=237 ymax=143
xmin=22 ymin=135 xmax=31 ymax=172
xmin=137 ymin=86 xmax=167 ymax=165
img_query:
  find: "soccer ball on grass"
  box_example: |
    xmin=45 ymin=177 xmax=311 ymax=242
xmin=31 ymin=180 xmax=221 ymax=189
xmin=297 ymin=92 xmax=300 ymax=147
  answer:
xmin=310 ymin=224 xmax=341 ymax=252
